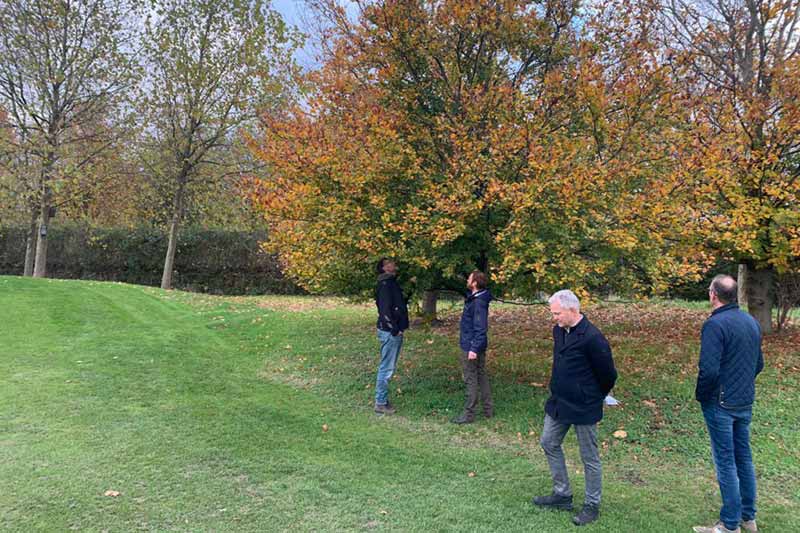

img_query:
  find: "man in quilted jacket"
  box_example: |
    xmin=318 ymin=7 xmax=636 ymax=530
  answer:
xmin=693 ymin=274 xmax=764 ymax=533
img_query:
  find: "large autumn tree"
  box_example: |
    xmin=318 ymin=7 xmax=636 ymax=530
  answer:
xmin=248 ymin=0 xmax=702 ymax=313
xmin=644 ymin=0 xmax=800 ymax=332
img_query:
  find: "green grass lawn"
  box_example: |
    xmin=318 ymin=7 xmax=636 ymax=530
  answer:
xmin=1 ymin=276 xmax=798 ymax=532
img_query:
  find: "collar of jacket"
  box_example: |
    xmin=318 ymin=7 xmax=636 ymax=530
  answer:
xmin=711 ymin=303 xmax=739 ymax=316
xmin=562 ymin=315 xmax=587 ymax=333
xmin=377 ymin=273 xmax=395 ymax=282
xmin=557 ymin=315 xmax=589 ymax=348
xmin=465 ymin=289 xmax=492 ymax=302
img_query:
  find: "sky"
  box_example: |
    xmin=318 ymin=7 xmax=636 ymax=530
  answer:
xmin=272 ymin=0 xmax=320 ymax=69
xmin=272 ymin=0 xmax=361 ymax=70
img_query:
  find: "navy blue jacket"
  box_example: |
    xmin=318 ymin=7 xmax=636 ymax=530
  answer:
xmin=375 ymin=274 xmax=409 ymax=335
xmin=459 ymin=290 xmax=492 ymax=353
xmin=696 ymin=303 xmax=764 ymax=408
xmin=545 ymin=316 xmax=617 ymax=425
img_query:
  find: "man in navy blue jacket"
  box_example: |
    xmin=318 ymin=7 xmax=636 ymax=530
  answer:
xmin=452 ymin=270 xmax=493 ymax=424
xmin=373 ymin=258 xmax=409 ymax=415
xmin=533 ymin=290 xmax=617 ymax=527
xmin=693 ymin=275 xmax=764 ymax=533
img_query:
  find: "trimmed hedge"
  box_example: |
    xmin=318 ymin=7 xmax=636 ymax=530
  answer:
xmin=0 ymin=225 xmax=302 ymax=295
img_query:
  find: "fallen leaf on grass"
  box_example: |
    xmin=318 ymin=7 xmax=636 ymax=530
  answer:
xmin=104 ymin=490 xmax=120 ymax=497
xmin=613 ymin=430 xmax=628 ymax=439
xmin=322 ymin=424 xmax=329 ymax=432
xmin=468 ymin=472 xmax=476 ymax=477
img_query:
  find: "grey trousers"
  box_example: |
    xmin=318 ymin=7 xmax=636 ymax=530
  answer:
xmin=540 ymin=414 xmax=602 ymax=506
xmin=460 ymin=351 xmax=493 ymax=418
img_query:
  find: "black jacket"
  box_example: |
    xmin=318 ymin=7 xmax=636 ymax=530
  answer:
xmin=545 ymin=316 xmax=617 ymax=425
xmin=459 ymin=290 xmax=492 ymax=353
xmin=696 ymin=303 xmax=764 ymax=408
xmin=375 ymin=273 xmax=409 ymax=335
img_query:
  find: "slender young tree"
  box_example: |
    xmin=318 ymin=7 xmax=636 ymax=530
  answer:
xmin=0 ymin=110 xmax=41 ymax=275
xmin=0 ymin=0 xmax=140 ymax=277
xmin=139 ymin=0 xmax=299 ymax=290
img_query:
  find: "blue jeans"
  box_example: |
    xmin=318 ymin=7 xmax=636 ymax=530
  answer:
xmin=375 ymin=329 xmax=403 ymax=405
xmin=701 ymin=402 xmax=757 ymax=530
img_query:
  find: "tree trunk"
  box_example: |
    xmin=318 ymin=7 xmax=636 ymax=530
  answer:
xmin=421 ymin=289 xmax=438 ymax=322
xmin=32 ymin=188 xmax=51 ymax=278
xmin=746 ymin=265 xmax=773 ymax=334
xmin=737 ymin=264 xmax=747 ymax=306
xmin=23 ymin=208 xmax=38 ymax=276
xmin=477 ymin=250 xmax=488 ymax=273
xmin=161 ymin=182 xmax=186 ymax=290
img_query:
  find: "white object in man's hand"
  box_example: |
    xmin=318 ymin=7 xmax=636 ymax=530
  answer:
xmin=468 ymin=351 xmax=478 ymax=360
xmin=604 ymin=394 xmax=620 ymax=406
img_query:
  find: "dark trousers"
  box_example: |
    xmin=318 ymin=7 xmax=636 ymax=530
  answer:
xmin=460 ymin=351 xmax=493 ymax=418
xmin=540 ymin=414 xmax=602 ymax=506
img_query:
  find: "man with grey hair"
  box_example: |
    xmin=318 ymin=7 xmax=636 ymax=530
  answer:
xmin=532 ymin=289 xmax=617 ymax=527
xmin=693 ymin=274 xmax=764 ymax=533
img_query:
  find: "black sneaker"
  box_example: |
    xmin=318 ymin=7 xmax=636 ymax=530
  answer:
xmin=374 ymin=403 xmax=396 ymax=415
xmin=451 ymin=414 xmax=475 ymax=424
xmin=572 ymin=504 xmax=600 ymax=526
xmin=532 ymin=493 xmax=574 ymax=511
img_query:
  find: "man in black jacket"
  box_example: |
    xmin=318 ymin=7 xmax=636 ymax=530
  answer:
xmin=693 ymin=274 xmax=763 ymax=533
xmin=374 ymin=258 xmax=409 ymax=415
xmin=452 ymin=270 xmax=493 ymax=424
xmin=532 ymin=290 xmax=617 ymax=527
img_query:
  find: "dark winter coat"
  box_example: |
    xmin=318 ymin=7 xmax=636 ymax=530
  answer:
xmin=375 ymin=273 xmax=409 ymax=336
xmin=459 ymin=290 xmax=492 ymax=353
xmin=545 ymin=316 xmax=617 ymax=425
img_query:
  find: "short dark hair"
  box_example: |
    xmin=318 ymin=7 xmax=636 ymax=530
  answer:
xmin=710 ymin=274 xmax=737 ymax=304
xmin=470 ymin=270 xmax=488 ymax=290
xmin=376 ymin=257 xmax=391 ymax=275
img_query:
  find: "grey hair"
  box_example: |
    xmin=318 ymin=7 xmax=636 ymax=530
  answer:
xmin=548 ymin=289 xmax=581 ymax=311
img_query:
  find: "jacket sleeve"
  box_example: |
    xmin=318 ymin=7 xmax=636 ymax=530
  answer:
xmin=586 ymin=333 xmax=617 ymax=395
xmin=377 ymin=282 xmax=396 ymax=333
xmin=469 ymin=298 xmax=489 ymax=353
xmin=696 ymin=321 xmax=723 ymax=403
xmin=390 ymin=283 xmax=407 ymax=334
xmin=755 ymin=336 xmax=764 ymax=377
